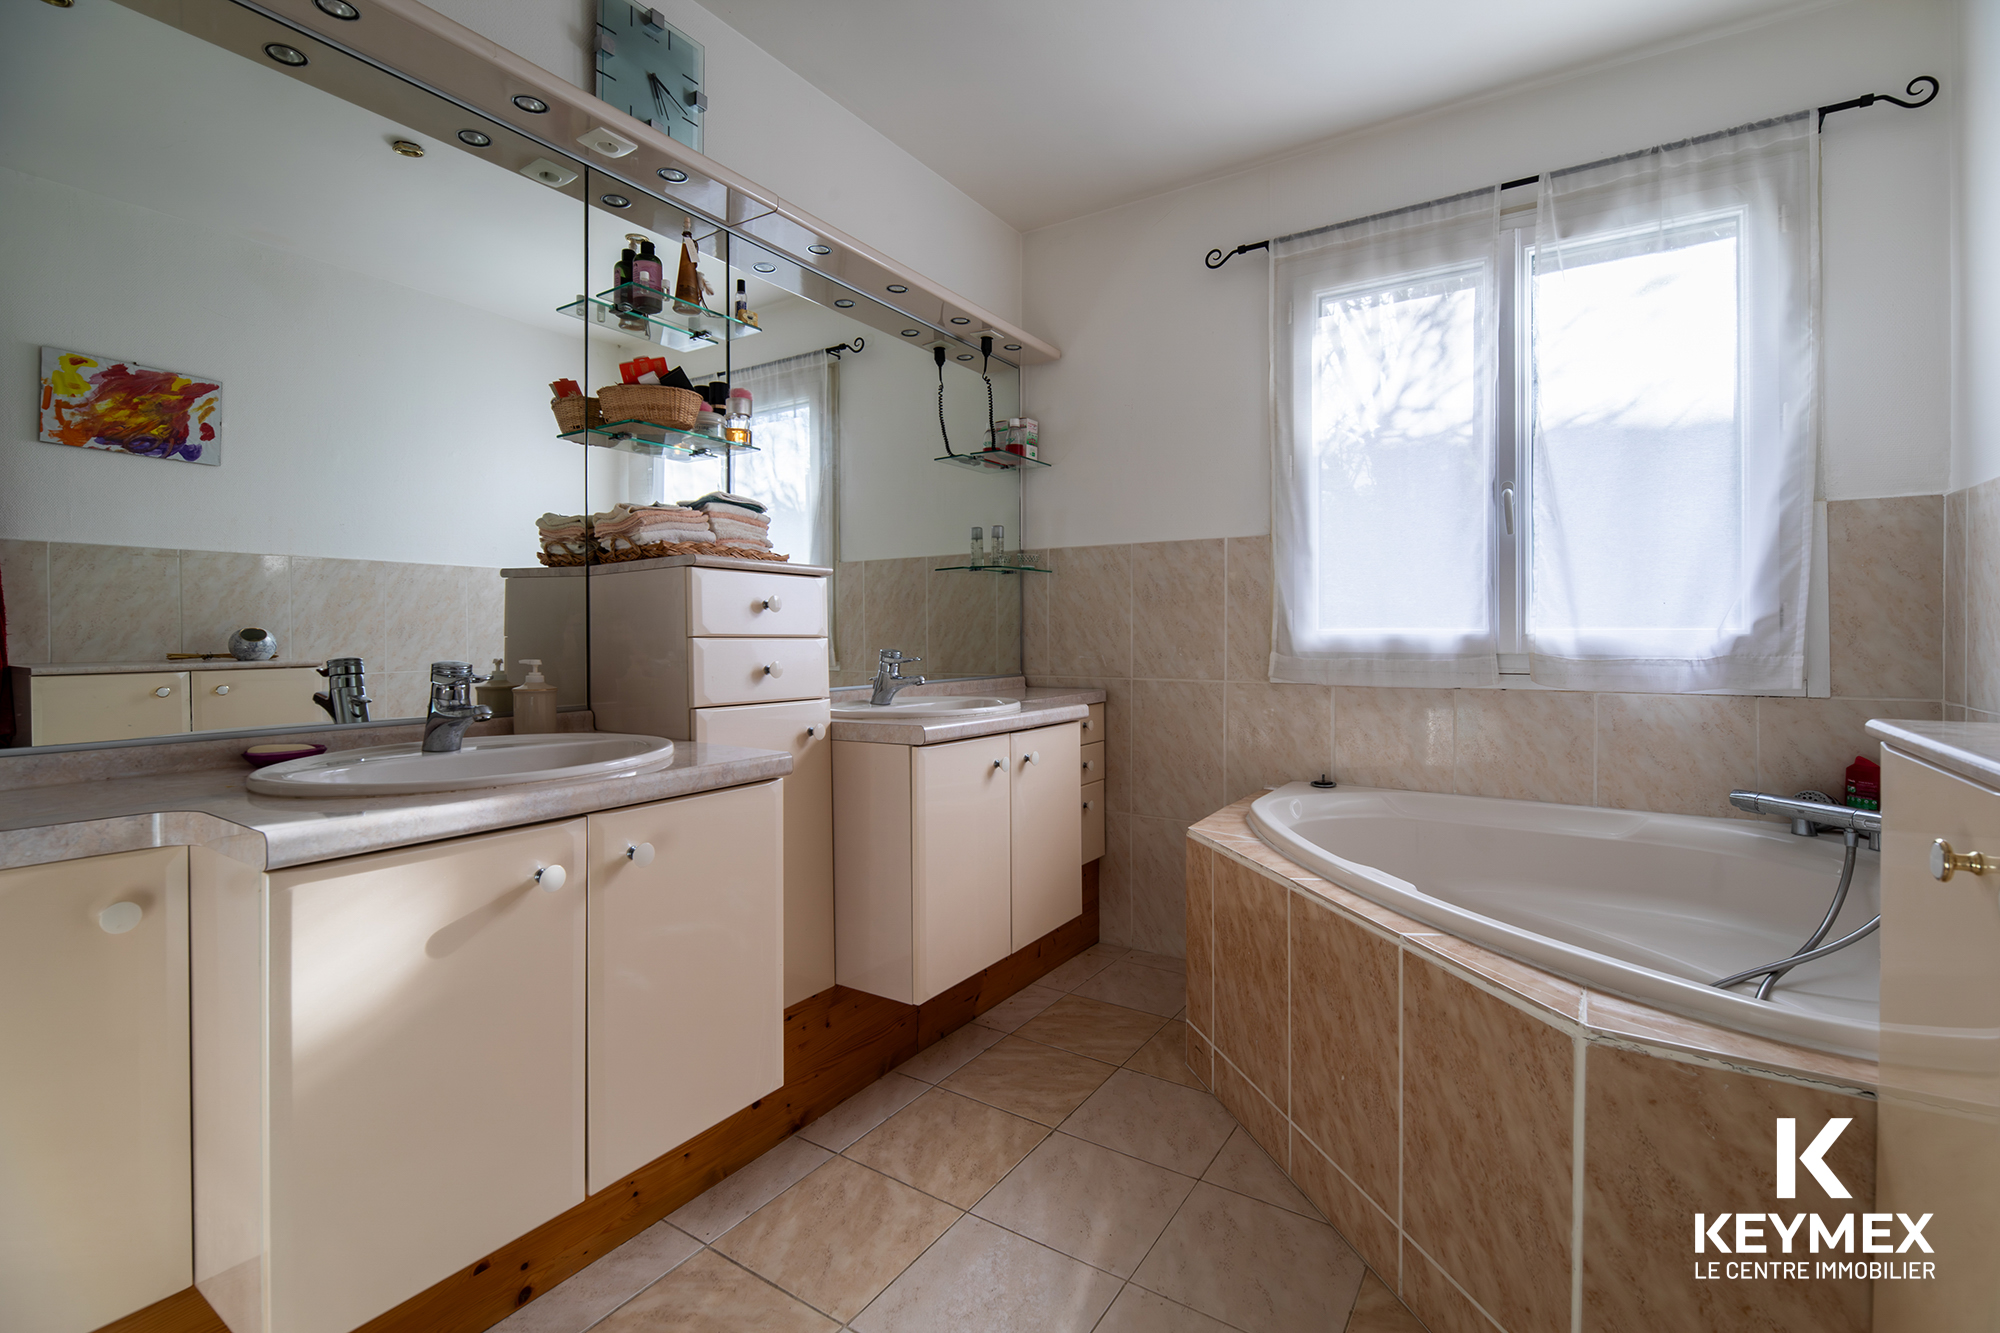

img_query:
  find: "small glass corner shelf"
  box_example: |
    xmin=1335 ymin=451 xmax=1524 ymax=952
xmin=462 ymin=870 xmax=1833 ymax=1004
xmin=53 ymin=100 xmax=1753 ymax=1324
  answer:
xmin=934 ymin=448 xmax=1050 ymax=471
xmin=557 ymin=284 xmax=762 ymax=353
xmin=933 ymin=559 xmax=1051 ymax=575
xmin=559 ymin=418 xmax=757 ymax=457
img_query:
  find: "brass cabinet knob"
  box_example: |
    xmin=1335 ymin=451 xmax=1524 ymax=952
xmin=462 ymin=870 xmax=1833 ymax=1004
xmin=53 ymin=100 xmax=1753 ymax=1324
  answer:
xmin=153 ymin=685 xmax=173 ymax=698
xmin=1931 ymin=838 xmax=1994 ymax=882
xmin=214 ymin=684 xmax=231 ymax=695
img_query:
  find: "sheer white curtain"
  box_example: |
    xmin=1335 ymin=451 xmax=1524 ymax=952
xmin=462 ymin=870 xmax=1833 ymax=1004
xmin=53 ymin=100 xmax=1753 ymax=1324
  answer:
xmin=1270 ymin=189 xmax=1502 ymax=686
xmin=728 ymin=349 xmax=835 ymax=568
xmin=1527 ymin=114 xmax=1817 ymax=691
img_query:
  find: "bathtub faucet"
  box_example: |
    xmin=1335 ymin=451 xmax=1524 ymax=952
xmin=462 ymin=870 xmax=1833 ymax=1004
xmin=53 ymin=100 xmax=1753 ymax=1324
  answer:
xmin=1728 ymin=789 xmax=1880 ymax=851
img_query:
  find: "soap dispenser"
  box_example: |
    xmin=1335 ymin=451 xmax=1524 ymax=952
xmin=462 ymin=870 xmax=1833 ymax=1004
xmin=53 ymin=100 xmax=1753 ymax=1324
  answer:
xmin=513 ymin=659 xmax=557 ymax=734
xmin=475 ymin=657 xmax=513 ymax=718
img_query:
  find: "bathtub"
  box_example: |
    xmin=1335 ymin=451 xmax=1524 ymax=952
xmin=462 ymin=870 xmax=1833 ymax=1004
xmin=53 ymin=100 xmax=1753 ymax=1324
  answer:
xmin=1248 ymin=783 xmax=1880 ymax=1058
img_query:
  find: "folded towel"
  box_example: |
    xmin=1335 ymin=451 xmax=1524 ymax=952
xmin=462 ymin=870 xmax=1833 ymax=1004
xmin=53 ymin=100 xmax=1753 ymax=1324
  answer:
xmin=687 ymin=491 xmax=767 ymax=514
xmin=537 ymin=512 xmax=590 ymax=533
xmin=709 ymin=514 xmax=772 ymax=535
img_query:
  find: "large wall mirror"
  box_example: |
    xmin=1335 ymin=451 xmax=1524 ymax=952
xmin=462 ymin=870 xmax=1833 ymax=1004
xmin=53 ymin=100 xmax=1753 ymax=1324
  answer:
xmin=0 ymin=0 xmax=1028 ymax=756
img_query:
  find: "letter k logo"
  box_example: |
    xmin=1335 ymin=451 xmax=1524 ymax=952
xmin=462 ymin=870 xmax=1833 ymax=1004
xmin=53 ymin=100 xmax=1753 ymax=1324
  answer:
xmin=1776 ymin=1118 xmax=1852 ymax=1200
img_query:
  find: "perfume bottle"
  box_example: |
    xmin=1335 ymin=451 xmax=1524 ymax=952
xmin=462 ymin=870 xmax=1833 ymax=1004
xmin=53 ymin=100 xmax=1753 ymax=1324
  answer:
xmin=725 ymin=386 xmax=752 ymax=446
xmin=632 ymin=236 xmax=664 ymax=314
xmin=674 ymin=217 xmax=705 ymax=314
xmin=612 ymin=238 xmax=637 ymax=313
xmin=990 ymin=523 xmax=1007 ymax=567
xmin=969 ymin=525 xmax=984 ymax=566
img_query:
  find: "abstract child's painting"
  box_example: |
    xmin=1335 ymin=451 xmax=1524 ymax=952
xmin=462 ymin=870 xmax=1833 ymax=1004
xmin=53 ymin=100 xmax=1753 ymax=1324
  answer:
xmin=38 ymin=347 xmax=222 ymax=466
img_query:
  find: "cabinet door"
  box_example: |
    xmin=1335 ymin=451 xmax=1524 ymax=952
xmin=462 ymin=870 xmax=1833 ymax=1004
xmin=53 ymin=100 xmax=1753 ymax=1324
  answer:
xmin=30 ymin=671 xmax=189 ymax=744
xmin=586 ymin=782 xmax=783 ymax=1192
xmin=268 ymin=821 xmax=586 ymax=1333
xmin=694 ymin=700 xmax=833 ymax=1005
xmin=912 ymin=736 xmax=1013 ymax=1002
xmin=688 ymin=567 xmax=828 ymax=637
xmin=0 ymin=847 xmax=190 ymax=1333
xmin=1081 ymin=780 xmax=1106 ymax=865
xmin=1011 ymin=723 xmax=1083 ymax=950
xmin=190 ymin=667 xmax=325 ymax=731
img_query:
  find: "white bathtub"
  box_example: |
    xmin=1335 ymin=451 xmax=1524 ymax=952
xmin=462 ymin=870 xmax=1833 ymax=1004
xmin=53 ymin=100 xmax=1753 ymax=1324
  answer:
xmin=1248 ymin=784 xmax=1880 ymax=1059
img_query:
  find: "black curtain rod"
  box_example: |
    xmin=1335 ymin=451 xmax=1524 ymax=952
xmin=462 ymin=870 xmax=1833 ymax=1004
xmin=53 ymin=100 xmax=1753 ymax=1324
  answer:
xmin=1203 ymin=75 xmax=1940 ymax=270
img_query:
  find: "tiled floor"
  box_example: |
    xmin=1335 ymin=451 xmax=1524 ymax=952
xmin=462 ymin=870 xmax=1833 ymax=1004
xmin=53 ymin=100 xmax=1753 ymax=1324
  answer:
xmin=495 ymin=944 xmax=1428 ymax=1333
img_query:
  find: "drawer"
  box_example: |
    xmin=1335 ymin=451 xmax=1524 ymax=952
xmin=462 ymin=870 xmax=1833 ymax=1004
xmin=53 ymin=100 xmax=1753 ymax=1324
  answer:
xmin=190 ymin=667 xmax=326 ymax=731
xmin=1081 ymin=780 xmax=1105 ymax=864
xmin=1079 ymin=741 xmax=1105 ymax=785
xmin=1080 ymin=703 xmax=1105 ymax=745
xmin=30 ymin=671 xmax=190 ymax=745
xmin=688 ymin=567 xmax=827 ymax=638
xmin=690 ymin=637 xmax=828 ymax=707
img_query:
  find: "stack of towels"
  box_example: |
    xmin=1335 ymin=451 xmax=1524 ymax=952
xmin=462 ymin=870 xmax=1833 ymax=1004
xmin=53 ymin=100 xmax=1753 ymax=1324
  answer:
xmin=688 ymin=492 xmax=773 ymax=551
xmin=592 ymin=503 xmax=714 ymax=547
xmin=535 ymin=512 xmax=591 ymax=559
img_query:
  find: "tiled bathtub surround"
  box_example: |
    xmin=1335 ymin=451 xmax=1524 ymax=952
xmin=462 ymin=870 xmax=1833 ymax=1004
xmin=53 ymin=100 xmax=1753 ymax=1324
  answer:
xmin=1188 ymin=798 xmax=1879 ymax=1333
xmin=832 ymin=554 xmax=1025 ymax=685
xmin=0 ymin=540 xmax=506 ymax=721
xmin=1026 ymin=496 xmax=1945 ymax=957
xmin=1945 ymin=476 xmax=2000 ymax=718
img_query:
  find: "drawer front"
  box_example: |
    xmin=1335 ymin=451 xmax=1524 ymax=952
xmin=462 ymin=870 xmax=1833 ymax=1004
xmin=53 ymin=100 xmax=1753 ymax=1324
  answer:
xmin=690 ymin=636 xmax=828 ymax=707
xmin=31 ymin=671 xmax=190 ymax=745
xmin=190 ymin=667 xmax=326 ymax=731
xmin=1080 ymin=703 xmax=1105 ymax=745
xmin=1081 ymin=780 xmax=1106 ymax=864
xmin=688 ymin=567 xmax=827 ymax=638
xmin=1079 ymin=741 xmax=1105 ymax=785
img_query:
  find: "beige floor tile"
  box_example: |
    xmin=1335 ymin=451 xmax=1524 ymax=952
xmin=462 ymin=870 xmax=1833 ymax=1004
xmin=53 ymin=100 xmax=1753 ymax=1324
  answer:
xmin=896 ymin=1022 xmax=1005 ymax=1083
xmin=1062 ymin=1068 xmax=1239 ymax=1177
xmin=1125 ymin=1020 xmax=1204 ymax=1089
xmin=1204 ymin=1126 xmax=1318 ymax=1219
xmin=971 ymin=1131 xmax=1197 ymax=1278
xmin=1344 ymin=1270 xmax=1427 ymax=1333
xmin=591 ymin=1248 xmax=838 ymax=1332
xmin=941 ymin=1035 xmax=1118 ymax=1126
xmin=712 ymin=1157 xmax=959 ymax=1322
xmin=1125 ymin=949 xmax=1188 ymax=976
xmin=794 ymin=1073 xmax=928 ymax=1151
xmin=849 ymin=1214 xmax=1123 ymax=1333
xmin=666 ymin=1136 xmax=833 ymax=1243
xmin=1096 ymin=1285 xmax=1239 ymax=1333
xmin=1074 ymin=959 xmax=1187 ymax=1016
xmin=973 ymin=983 xmax=1065 ymax=1032
xmin=845 ymin=1088 xmax=1049 ymax=1208
xmin=1037 ymin=948 xmax=1122 ymax=992
xmin=491 ymin=1223 xmax=700 ymax=1333
xmin=1015 ymin=994 xmax=1167 ymax=1064
xmin=1133 ymin=1182 xmax=1368 ymax=1333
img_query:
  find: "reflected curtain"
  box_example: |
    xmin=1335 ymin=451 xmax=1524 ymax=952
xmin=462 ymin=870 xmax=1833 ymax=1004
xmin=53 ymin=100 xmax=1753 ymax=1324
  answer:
xmin=729 ymin=349 xmax=835 ymax=569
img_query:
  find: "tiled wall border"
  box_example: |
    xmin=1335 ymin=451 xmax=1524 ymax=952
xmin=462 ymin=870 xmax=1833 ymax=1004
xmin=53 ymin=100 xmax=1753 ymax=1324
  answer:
xmin=831 ymin=554 xmax=1025 ymax=686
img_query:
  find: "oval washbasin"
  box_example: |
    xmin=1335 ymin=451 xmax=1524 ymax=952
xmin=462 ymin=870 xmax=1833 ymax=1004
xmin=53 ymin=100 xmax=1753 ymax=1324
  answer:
xmin=830 ymin=696 xmax=1023 ymax=722
xmin=246 ymin=733 xmax=676 ymax=796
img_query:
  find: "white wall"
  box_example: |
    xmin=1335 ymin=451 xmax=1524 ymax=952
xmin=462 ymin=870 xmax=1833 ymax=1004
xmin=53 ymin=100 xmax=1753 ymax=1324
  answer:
xmin=420 ymin=0 xmax=1025 ymax=326
xmin=1020 ymin=0 xmax=1956 ymax=549
xmin=1958 ymin=0 xmax=2000 ymax=489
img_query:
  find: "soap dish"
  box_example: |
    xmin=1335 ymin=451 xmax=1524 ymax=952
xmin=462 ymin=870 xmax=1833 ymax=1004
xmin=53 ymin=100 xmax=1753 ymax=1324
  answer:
xmin=243 ymin=742 xmax=328 ymax=768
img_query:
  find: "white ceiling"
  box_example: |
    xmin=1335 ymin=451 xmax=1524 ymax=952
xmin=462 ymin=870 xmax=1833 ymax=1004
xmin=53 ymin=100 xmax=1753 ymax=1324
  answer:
xmin=696 ymin=0 xmax=1824 ymax=231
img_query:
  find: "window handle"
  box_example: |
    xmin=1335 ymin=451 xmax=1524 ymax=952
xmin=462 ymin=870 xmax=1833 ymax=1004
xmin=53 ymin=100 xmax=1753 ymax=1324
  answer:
xmin=1500 ymin=484 xmax=1516 ymax=538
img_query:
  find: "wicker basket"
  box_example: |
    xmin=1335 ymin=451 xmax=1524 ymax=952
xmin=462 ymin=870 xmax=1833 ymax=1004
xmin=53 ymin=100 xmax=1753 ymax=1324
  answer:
xmin=598 ymin=534 xmax=790 ymax=564
xmin=550 ymin=395 xmax=604 ymax=434
xmin=597 ymin=384 xmax=703 ymax=431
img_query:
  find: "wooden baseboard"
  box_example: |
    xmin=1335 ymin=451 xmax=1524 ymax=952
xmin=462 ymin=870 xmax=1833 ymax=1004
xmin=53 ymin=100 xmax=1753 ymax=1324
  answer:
xmin=105 ymin=862 xmax=1101 ymax=1333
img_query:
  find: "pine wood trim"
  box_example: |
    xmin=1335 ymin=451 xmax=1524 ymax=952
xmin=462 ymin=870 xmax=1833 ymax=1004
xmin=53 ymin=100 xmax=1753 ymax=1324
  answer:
xmin=90 ymin=1288 xmax=227 ymax=1333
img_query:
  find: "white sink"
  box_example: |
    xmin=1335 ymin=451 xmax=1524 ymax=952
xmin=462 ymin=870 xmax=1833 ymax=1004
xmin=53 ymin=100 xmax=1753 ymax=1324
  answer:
xmin=830 ymin=696 xmax=1023 ymax=722
xmin=247 ymin=733 xmax=676 ymax=796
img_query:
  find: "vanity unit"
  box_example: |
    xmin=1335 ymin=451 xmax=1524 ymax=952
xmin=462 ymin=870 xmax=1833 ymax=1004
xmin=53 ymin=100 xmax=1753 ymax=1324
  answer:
xmin=9 ymin=661 xmax=327 ymax=746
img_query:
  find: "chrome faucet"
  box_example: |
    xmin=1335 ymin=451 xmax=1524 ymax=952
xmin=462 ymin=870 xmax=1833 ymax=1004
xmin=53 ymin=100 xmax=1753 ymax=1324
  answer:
xmin=870 ymin=649 xmax=925 ymax=706
xmin=313 ymin=656 xmax=372 ymax=724
xmin=422 ymin=661 xmax=493 ymax=752
xmin=1728 ymin=789 xmax=1881 ymax=849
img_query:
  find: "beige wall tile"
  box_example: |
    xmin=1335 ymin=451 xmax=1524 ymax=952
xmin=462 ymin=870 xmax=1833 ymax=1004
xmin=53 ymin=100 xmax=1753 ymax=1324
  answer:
xmin=1291 ymin=897 xmax=1400 ymax=1209
xmin=927 ymin=565 xmax=996 ymax=675
xmin=1132 ymin=678 xmax=1226 ymax=823
xmin=291 ymin=557 xmax=387 ymax=667
xmin=1186 ymin=1024 xmax=1214 ymax=1090
xmin=1050 ymin=544 xmax=1132 ymax=676
xmin=1968 ymin=477 xmax=2000 ymax=714
xmin=1946 ymin=490 xmax=1967 ymax=707
xmin=1185 ymin=839 xmax=1214 ymax=1039
xmin=1020 ymin=553 xmax=1050 ymax=676
xmin=1225 ymin=681 xmax=1333 ymax=804
xmin=1402 ymin=957 xmax=1572 ymax=1333
xmin=1212 ymin=855 xmax=1288 ymax=1111
xmin=178 ymin=550 xmax=289 ymax=658
xmin=1128 ymin=814 xmax=1189 ymax=958
xmin=1333 ymin=686 xmax=1454 ymax=793
xmin=1595 ymin=693 xmax=1756 ymax=819
xmin=382 ymin=561 xmax=468 ymax=675
xmin=863 ymin=556 xmax=930 ymax=668
xmin=1133 ymin=538 xmax=1224 ymax=680
xmin=1452 ymin=688 xmax=1593 ymax=805
xmin=1225 ymin=535 xmax=1272 ymax=682
xmin=1290 ymin=1130 xmax=1399 ymax=1287
xmin=1581 ymin=1044 xmax=1874 ymax=1333
xmin=1213 ymin=1057 xmax=1290 ymax=1172
xmin=1399 ymin=1240 xmax=1503 ymax=1333
xmin=48 ymin=543 xmax=180 ymax=662
xmin=1759 ymin=696 xmax=1940 ymax=798
xmin=995 ymin=574 xmax=1023 ymax=674
xmin=371 ymin=670 xmax=429 ymax=720
xmin=1100 ymin=812 xmax=1134 ymax=947
xmin=1829 ymin=496 xmax=1943 ymax=701
xmin=0 ymin=539 xmax=50 ymax=664
xmin=465 ymin=566 xmax=507 ymax=673
xmin=833 ymin=560 xmax=866 ymax=675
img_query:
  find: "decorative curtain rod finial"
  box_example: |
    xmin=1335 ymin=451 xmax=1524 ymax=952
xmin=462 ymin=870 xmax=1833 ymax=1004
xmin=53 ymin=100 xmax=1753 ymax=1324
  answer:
xmin=1818 ymin=74 xmax=1939 ymax=129
xmin=1205 ymin=240 xmax=1270 ymax=270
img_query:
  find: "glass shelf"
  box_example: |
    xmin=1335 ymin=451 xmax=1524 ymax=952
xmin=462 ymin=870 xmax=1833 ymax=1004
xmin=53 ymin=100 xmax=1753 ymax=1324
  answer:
xmin=557 ymin=284 xmax=762 ymax=353
xmin=932 ymin=561 xmax=1052 ymax=574
xmin=934 ymin=448 xmax=1050 ymax=471
xmin=558 ymin=418 xmax=756 ymax=456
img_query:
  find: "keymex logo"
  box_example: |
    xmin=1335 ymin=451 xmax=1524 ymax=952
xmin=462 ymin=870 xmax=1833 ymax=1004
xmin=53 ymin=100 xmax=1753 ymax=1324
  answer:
xmin=1690 ymin=1118 xmax=1936 ymax=1284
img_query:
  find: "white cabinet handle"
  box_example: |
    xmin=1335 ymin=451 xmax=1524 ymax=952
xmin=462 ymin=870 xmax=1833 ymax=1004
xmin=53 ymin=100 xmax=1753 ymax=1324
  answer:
xmin=761 ymin=595 xmax=783 ymax=612
xmin=535 ymin=864 xmax=567 ymax=892
xmin=214 ymin=684 xmax=231 ymax=695
xmin=1932 ymin=839 xmax=1993 ymax=882
xmin=1082 ymin=800 xmax=1093 ymax=811
xmin=1082 ymin=758 xmax=1094 ymax=772
xmin=154 ymin=686 xmax=173 ymax=698
xmin=764 ymin=661 xmax=784 ymax=678
xmin=98 ymin=901 xmax=143 ymax=934
xmin=805 ymin=725 xmax=818 ymax=739
xmin=1024 ymin=751 xmax=1041 ymax=766
xmin=992 ymin=758 xmax=1006 ymax=770
xmin=626 ymin=842 xmax=655 ymax=866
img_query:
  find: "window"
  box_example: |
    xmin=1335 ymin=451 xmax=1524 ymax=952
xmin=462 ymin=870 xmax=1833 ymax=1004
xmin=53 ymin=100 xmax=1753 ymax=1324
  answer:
xmin=1271 ymin=115 xmax=1816 ymax=694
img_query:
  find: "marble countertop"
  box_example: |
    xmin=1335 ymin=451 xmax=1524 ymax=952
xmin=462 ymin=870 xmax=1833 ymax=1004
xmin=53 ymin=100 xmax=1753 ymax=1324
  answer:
xmin=0 ymin=742 xmax=791 ymax=873
xmin=1869 ymin=718 xmax=2000 ymax=790
xmin=14 ymin=659 xmax=318 ymax=676
xmin=826 ymin=687 xmax=1104 ymax=746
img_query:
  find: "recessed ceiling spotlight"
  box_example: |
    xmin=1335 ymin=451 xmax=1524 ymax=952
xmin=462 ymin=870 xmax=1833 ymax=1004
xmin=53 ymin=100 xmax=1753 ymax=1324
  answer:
xmin=658 ymin=167 xmax=689 ymax=183
xmin=949 ymin=317 xmax=970 ymax=325
xmin=456 ymin=129 xmax=492 ymax=147
xmin=391 ymin=139 xmax=424 ymax=158
xmin=601 ymin=193 xmax=631 ymax=208
xmin=956 ymin=353 xmax=973 ymax=361
xmin=808 ymin=244 xmax=831 ymax=255
xmin=512 ymin=94 xmax=549 ymax=114
xmin=834 ymin=299 xmax=855 ymax=308
xmin=886 ymin=284 xmax=908 ymax=294
xmin=1003 ymin=343 xmax=1022 ymax=351
xmin=753 ymin=261 xmax=776 ymax=273
xmin=264 ymin=43 xmax=308 ymax=66
xmin=900 ymin=329 xmax=920 ymax=337
xmin=313 ymin=0 xmax=359 ymax=18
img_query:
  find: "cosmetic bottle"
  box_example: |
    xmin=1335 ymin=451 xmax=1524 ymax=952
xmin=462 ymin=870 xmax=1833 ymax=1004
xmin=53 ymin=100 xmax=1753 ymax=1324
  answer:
xmin=734 ymin=278 xmax=758 ymax=327
xmin=674 ymin=218 xmax=704 ymax=313
xmin=513 ymin=659 xmax=557 ymax=734
xmin=612 ymin=239 xmax=637 ymax=313
xmin=632 ymin=237 xmax=665 ymax=314
xmin=474 ymin=658 xmax=513 ymax=718
xmin=725 ymin=387 xmax=753 ymax=447
xmin=991 ymin=523 xmax=1007 ymax=567
xmin=969 ymin=525 xmax=985 ymax=566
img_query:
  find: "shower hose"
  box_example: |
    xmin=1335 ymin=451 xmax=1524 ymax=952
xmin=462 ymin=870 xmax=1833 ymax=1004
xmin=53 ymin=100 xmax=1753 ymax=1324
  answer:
xmin=1711 ymin=827 xmax=1879 ymax=999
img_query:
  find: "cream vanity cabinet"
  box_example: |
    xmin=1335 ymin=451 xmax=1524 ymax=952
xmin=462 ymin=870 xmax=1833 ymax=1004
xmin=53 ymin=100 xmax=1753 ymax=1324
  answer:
xmin=10 ymin=664 xmax=325 ymax=746
xmin=1080 ymin=703 xmax=1107 ymax=864
xmin=0 ymin=848 xmax=191 ymax=1333
xmin=834 ymin=722 xmax=1082 ymax=1004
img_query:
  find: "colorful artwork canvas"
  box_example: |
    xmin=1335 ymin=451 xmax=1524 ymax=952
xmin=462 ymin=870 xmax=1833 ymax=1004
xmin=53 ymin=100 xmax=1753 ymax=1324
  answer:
xmin=38 ymin=346 xmax=222 ymax=466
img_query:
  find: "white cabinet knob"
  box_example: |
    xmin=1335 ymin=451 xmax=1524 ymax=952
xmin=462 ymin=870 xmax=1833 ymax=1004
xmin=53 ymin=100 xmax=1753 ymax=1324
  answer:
xmin=154 ymin=686 xmax=173 ymax=698
xmin=992 ymin=758 xmax=1006 ymax=770
xmin=535 ymin=864 xmax=567 ymax=892
xmin=98 ymin=901 xmax=143 ymax=934
xmin=761 ymin=595 xmax=783 ymax=612
xmin=626 ymin=842 xmax=655 ymax=866
xmin=1082 ymin=759 xmax=1094 ymax=772
xmin=764 ymin=661 xmax=784 ymax=678
xmin=1082 ymin=800 xmax=1093 ymax=811
xmin=214 ymin=684 xmax=231 ymax=695
xmin=805 ymin=725 xmax=818 ymax=739
xmin=1024 ymin=751 xmax=1041 ymax=765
